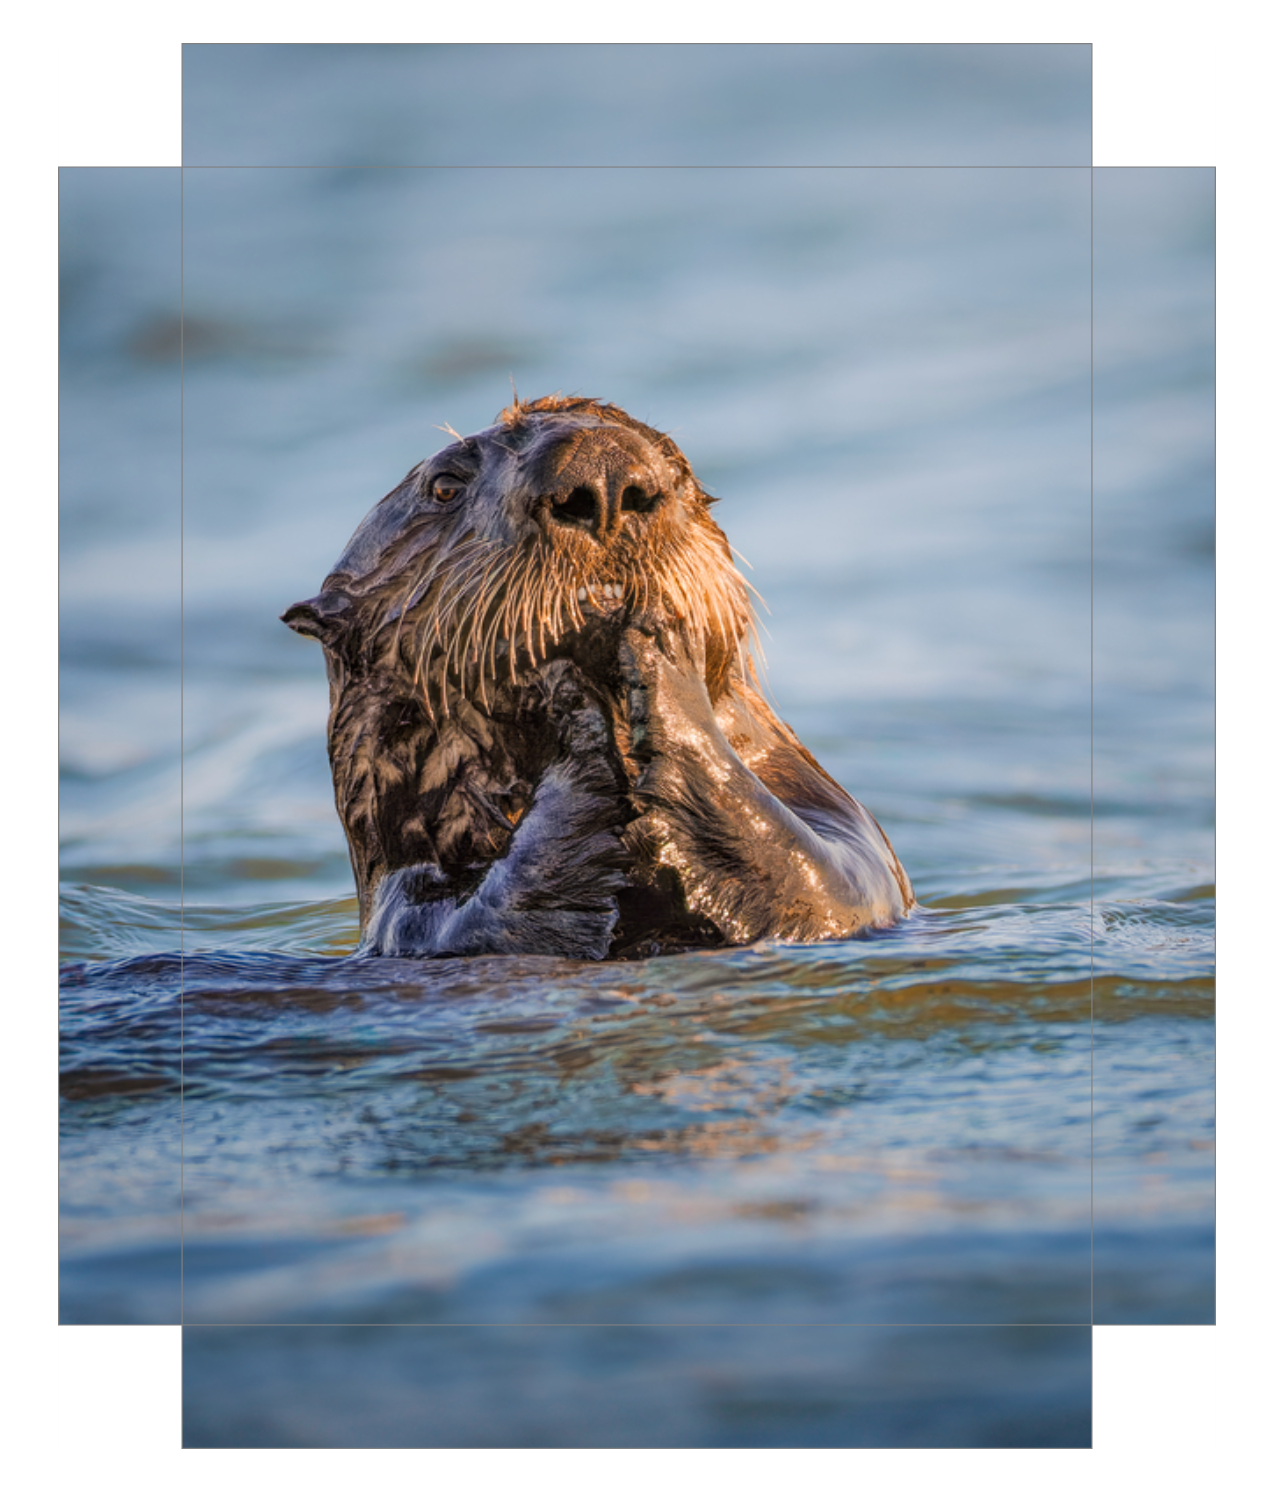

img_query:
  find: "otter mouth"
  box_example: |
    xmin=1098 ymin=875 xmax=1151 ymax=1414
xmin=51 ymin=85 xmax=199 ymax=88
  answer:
xmin=573 ymin=579 xmax=630 ymax=618
xmin=530 ymin=573 xmax=636 ymax=691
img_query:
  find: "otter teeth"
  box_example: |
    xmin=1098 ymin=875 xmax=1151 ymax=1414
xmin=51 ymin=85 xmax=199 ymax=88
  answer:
xmin=576 ymin=582 xmax=622 ymax=604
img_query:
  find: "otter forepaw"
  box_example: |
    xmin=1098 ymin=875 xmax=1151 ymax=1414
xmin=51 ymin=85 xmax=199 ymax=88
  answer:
xmin=618 ymin=626 xmax=732 ymax=792
xmin=362 ymin=749 xmax=630 ymax=960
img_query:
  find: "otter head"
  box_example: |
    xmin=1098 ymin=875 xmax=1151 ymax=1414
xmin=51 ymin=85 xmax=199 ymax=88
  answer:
xmin=284 ymin=395 xmax=755 ymax=713
xmin=282 ymin=395 xmax=757 ymax=917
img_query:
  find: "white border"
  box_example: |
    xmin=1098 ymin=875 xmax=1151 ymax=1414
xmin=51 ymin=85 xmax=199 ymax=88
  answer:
xmin=31 ymin=9 xmax=1254 ymax=1490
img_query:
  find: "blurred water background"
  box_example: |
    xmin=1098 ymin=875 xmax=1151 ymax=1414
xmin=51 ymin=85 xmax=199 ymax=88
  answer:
xmin=59 ymin=46 xmax=1211 ymax=1447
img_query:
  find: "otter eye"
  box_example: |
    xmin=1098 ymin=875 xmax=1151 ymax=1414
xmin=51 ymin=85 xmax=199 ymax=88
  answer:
xmin=430 ymin=474 xmax=467 ymax=505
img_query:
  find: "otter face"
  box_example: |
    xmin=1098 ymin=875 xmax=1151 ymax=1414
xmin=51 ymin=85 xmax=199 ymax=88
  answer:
xmin=283 ymin=396 xmax=756 ymax=716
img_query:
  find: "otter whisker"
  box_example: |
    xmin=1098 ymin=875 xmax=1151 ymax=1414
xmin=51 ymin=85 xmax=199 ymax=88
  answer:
xmin=432 ymin=551 xmax=493 ymax=648
xmin=739 ymin=572 xmax=768 ymax=613
xmin=537 ymin=550 xmax=560 ymax=660
xmin=472 ymin=557 xmax=513 ymax=710
xmin=518 ymin=564 xmax=541 ymax=668
xmin=390 ymin=541 xmax=482 ymax=661
xmin=433 ymin=559 xmax=495 ymax=706
xmin=442 ymin=618 xmax=467 ymax=706
xmin=490 ymin=558 xmax=521 ymax=686
xmin=564 ymin=570 xmax=584 ymax=633
xmin=635 ymin=568 xmax=650 ymax=615
xmin=549 ymin=560 xmax=567 ymax=644
xmin=700 ymin=563 xmax=725 ymax=650
xmin=533 ymin=563 xmax=556 ymax=661
xmin=503 ymin=550 xmax=536 ymax=676
xmin=517 ymin=565 xmax=539 ymax=668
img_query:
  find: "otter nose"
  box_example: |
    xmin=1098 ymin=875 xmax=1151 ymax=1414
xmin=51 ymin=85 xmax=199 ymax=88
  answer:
xmin=548 ymin=476 xmax=661 ymax=540
xmin=539 ymin=431 xmax=664 ymax=542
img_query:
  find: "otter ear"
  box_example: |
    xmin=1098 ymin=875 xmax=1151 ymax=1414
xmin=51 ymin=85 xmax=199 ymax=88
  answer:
xmin=281 ymin=589 xmax=350 ymax=643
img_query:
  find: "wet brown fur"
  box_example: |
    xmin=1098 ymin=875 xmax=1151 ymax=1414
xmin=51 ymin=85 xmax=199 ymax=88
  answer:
xmin=285 ymin=396 xmax=914 ymax=958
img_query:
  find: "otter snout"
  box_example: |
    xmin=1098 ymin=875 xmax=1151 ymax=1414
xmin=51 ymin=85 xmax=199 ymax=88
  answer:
xmin=537 ymin=427 xmax=665 ymax=543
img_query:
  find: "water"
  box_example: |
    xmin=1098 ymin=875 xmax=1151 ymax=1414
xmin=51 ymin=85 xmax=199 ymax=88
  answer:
xmin=59 ymin=61 xmax=1212 ymax=1443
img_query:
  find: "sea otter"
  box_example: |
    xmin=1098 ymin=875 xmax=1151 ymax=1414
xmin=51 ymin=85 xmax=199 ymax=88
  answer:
xmin=283 ymin=395 xmax=913 ymax=959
